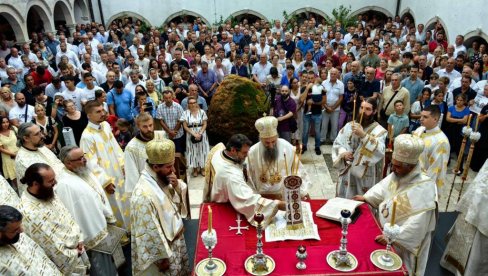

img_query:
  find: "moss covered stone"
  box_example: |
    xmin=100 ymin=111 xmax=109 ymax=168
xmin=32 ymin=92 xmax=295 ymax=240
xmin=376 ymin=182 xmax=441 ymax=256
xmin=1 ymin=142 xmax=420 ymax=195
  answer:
xmin=207 ymin=75 xmax=268 ymax=145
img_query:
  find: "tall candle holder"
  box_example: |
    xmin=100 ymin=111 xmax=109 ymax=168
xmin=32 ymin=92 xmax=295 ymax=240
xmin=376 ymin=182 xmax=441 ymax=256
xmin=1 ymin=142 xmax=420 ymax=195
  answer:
xmin=370 ymin=223 xmax=403 ymax=271
xmin=326 ymin=210 xmax=358 ymax=271
xmin=195 ymin=208 xmax=226 ymax=276
xmin=244 ymin=213 xmax=275 ymax=275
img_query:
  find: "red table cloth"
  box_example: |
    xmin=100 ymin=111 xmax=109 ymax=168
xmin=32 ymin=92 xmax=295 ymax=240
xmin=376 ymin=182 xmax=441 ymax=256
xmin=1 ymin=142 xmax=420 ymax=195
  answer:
xmin=193 ymin=200 xmax=408 ymax=275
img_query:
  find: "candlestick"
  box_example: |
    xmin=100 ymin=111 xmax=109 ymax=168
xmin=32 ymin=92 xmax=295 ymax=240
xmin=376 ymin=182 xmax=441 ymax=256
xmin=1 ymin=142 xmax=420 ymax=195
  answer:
xmin=467 ymin=114 xmax=472 ymax=127
xmin=359 ymin=110 xmax=364 ymax=125
xmin=388 ymin=125 xmax=394 ymax=148
xmin=284 ymin=153 xmax=289 ymax=176
xmin=352 ymin=95 xmax=357 ymax=123
xmin=390 ymin=198 xmax=397 ymax=225
xmin=208 ymin=206 xmax=212 ymax=234
xmin=474 ymin=114 xmax=480 ymax=132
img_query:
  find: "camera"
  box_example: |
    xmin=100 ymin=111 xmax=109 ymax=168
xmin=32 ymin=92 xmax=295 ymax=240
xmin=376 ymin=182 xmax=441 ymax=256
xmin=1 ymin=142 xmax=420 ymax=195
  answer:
xmin=143 ymin=102 xmax=153 ymax=112
xmin=352 ymin=73 xmax=366 ymax=92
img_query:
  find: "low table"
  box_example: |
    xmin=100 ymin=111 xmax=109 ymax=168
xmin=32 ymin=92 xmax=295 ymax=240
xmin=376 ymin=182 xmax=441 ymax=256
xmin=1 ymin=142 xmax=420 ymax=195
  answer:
xmin=193 ymin=200 xmax=408 ymax=275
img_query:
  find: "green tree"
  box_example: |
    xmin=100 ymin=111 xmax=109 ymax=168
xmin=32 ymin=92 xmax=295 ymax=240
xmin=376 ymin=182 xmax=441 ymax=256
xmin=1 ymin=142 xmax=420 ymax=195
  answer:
xmin=324 ymin=5 xmax=357 ymax=28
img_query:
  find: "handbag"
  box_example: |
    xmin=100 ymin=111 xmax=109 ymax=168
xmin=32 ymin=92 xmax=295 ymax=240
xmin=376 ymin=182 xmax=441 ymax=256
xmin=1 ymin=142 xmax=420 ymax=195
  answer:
xmin=189 ymin=111 xmax=203 ymax=143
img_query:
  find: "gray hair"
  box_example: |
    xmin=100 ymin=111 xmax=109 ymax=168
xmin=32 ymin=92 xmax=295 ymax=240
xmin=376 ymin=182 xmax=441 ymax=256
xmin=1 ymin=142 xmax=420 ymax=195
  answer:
xmin=16 ymin=122 xmax=35 ymax=147
xmin=0 ymin=205 xmax=23 ymax=232
xmin=59 ymin=145 xmax=78 ymax=163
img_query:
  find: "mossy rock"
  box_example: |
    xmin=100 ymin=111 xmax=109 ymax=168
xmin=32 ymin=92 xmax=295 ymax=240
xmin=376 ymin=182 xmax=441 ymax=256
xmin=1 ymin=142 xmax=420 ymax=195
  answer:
xmin=207 ymin=75 xmax=268 ymax=145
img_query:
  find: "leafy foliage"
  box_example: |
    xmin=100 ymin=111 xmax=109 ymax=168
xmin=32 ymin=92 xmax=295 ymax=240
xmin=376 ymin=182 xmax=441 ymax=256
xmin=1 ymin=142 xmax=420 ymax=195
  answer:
xmin=323 ymin=5 xmax=358 ymax=28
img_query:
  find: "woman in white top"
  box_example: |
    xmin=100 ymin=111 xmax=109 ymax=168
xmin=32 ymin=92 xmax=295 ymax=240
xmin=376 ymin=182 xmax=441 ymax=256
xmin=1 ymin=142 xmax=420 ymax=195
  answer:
xmin=201 ymin=45 xmax=216 ymax=68
xmin=181 ymin=96 xmax=210 ymax=177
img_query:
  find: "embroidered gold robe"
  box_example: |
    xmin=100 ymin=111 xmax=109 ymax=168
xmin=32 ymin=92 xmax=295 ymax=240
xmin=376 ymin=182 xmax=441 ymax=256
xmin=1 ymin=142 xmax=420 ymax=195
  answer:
xmin=80 ymin=121 xmax=128 ymax=229
xmin=130 ymin=165 xmax=189 ymax=275
xmin=0 ymin=233 xmax=62 ymax=275
xmin=19 ymin=192 xmax=87 ymax=275
xmin=0 ymin=175 xmax=19 ymax=207
xmin=246 ymin=138 xmax=310 ymax=199
xmin=333 ymin=121 xmax=387 ymax=198
xmin=364 ymin=165 xmax=437 ymax=276
xmin=203 ymin=143 xmax=280 ymax=226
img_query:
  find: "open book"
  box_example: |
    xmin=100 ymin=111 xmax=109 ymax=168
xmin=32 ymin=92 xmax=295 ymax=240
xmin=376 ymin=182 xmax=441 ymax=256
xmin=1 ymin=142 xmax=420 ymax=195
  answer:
xmin=315 ymin=197 xmax=364 ymax=222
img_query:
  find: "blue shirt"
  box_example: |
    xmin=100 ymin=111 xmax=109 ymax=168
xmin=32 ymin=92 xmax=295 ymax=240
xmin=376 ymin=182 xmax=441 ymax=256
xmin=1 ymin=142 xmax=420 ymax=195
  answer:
xmin=296 ymin=39 xmax=313 ymax=55
xmin=196 ymin=69 xmax=218 ymax=95
xmin=387 ymin=113 xmax=410 ymax=137
xmin=107 ymin=89 xmax=134 ymax=121
xmin=131 ymin=97 xmax=156 ymax=118
xmin=401 ymin=77 xmax=424 ymax=104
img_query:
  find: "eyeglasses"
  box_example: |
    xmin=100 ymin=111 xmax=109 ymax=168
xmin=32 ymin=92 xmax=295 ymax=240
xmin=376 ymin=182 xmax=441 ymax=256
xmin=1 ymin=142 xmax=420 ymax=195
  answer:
xmin=70 ymin=155 xmax=86 ymax=162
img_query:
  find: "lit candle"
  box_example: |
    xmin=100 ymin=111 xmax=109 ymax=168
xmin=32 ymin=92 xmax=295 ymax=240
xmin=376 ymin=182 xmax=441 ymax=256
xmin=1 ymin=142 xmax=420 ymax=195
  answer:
xmin=352 ymin=95 xmax=357 ymax=123
xmin=389 ymin=125 xmax=394 ymax=149
xmin=390 ymin=197 xmax=397 ymax=225
xmin=284 ymin=153 xmax=289 ymax=176
xmin=208 ymin=206 xmax=212 ymax=233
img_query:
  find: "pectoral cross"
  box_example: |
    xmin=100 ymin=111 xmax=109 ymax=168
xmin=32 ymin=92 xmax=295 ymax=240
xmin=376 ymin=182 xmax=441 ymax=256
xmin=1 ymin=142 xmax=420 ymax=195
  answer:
xmin=229 ymin=214 xmax=249 ymax=235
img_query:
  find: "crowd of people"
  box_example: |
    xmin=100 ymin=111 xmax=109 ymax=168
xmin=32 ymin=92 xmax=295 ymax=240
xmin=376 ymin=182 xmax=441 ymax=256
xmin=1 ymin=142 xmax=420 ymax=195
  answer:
xmin=0 ymin=12 xmax=487 ymax=276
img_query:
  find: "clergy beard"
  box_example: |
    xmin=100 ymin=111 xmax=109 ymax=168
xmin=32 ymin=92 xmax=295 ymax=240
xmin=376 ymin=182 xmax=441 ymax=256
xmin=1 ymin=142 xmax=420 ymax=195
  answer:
xmin=36 ymin=185 xmax=55 ymax=200
xmin=140 ymin=130 xmax=154 ymax=141
xmin=156 ymin=173 xmax=170 ymax=186
xmin=0 ymin=232 xmax=20 ymax=245
xmin=262 ymin=143 xmax=278 ymax=163
xmin=74 ymin=166 xmax=90 ymax=178
xmin=359 ymin=113 xmax=375 ymax=128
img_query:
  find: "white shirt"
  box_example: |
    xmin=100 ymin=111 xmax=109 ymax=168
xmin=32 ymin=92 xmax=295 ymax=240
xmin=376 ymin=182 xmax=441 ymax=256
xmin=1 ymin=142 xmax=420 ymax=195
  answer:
xmin=322 ymin=79 xmax=345 ymax=111
xmin=7 ymin=55 xmax=24 ymax=70
xmin=81 ymin=85 xmax=102 ymax=104
xmin=124 ymin=80 xmax=145 ymax=98
xmin=9 ymin=104 xmax=35 ymax=123
xmin=61 ymin=87 xmax=83 ymax=110
xmin=438 ymin=68 xmax=461 ymax=83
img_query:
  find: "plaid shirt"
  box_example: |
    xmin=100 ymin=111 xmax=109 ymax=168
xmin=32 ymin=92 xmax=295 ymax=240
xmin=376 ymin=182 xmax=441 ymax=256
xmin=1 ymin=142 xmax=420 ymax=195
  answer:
xmin=156 ymin=101 xmax=184 ymax=138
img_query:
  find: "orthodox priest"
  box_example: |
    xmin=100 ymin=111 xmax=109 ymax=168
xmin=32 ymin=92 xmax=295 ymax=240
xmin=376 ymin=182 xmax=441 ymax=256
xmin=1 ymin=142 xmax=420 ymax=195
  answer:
xmin=57 ymin=145 xmax=124 ymax=275
xmin=333 ymin=97 xmax=387 ymax=198
xmin=130 ymin=133 xmax=189 ymax=275
xmin=0 ymin=205 xmax=62 ymax=275
xmin=19 ymin=163 xmax=88 ymax=275
xmin=80 ymin=100 xmax=128 ymax=229
xmin=15 ymin=122 xmax=64 ymax=195
xmin=124 ymin=113 xmax=160 ymax=195
xmin=246 ymin=116 xmax=310 ymax=200
xmin=414 ymin=105 xmax=450 ymax=192
xmin=440 ymin=159 xmax=488 ymax=275
xmin=354 ymin=134 xmax=437 ymax=276
xmin=203 ymin=134 xmax=285 ymax=226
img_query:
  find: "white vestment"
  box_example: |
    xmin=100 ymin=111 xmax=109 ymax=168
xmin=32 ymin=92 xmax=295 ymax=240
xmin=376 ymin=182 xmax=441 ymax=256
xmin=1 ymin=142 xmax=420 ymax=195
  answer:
xmin=19 ymin=192 xmax=87 ymax=275
xmin=441 ymin=160 xmax=488 ymax=276
xmin=15 ymin=146 xmax=64 ymax=195
xmin=80 ymin=121 xmax=128 ymax=229
xmin=130 ymin=165 xmax=189 ymax=276
xmin=333 ymin=121 xmax=387 ymax=198
xmin=0 ymin=233 xmax=62 ymax=275
xmin=0 ymin=175 xmax=19 ymax=207
xmin=246 ymin=138 xmax=310 ymax=199
xmin=364 ymin=165 xmax=437 ymax=276
xmin=203 ymin=143 xmax=280 ymax=226
xmin=124 ymin=136 xmax=148 ymax=194
xmin=414 ymin=126 xmax=450 ymax=192
xmin=55 ymin=167 xmax=116 ymax=249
